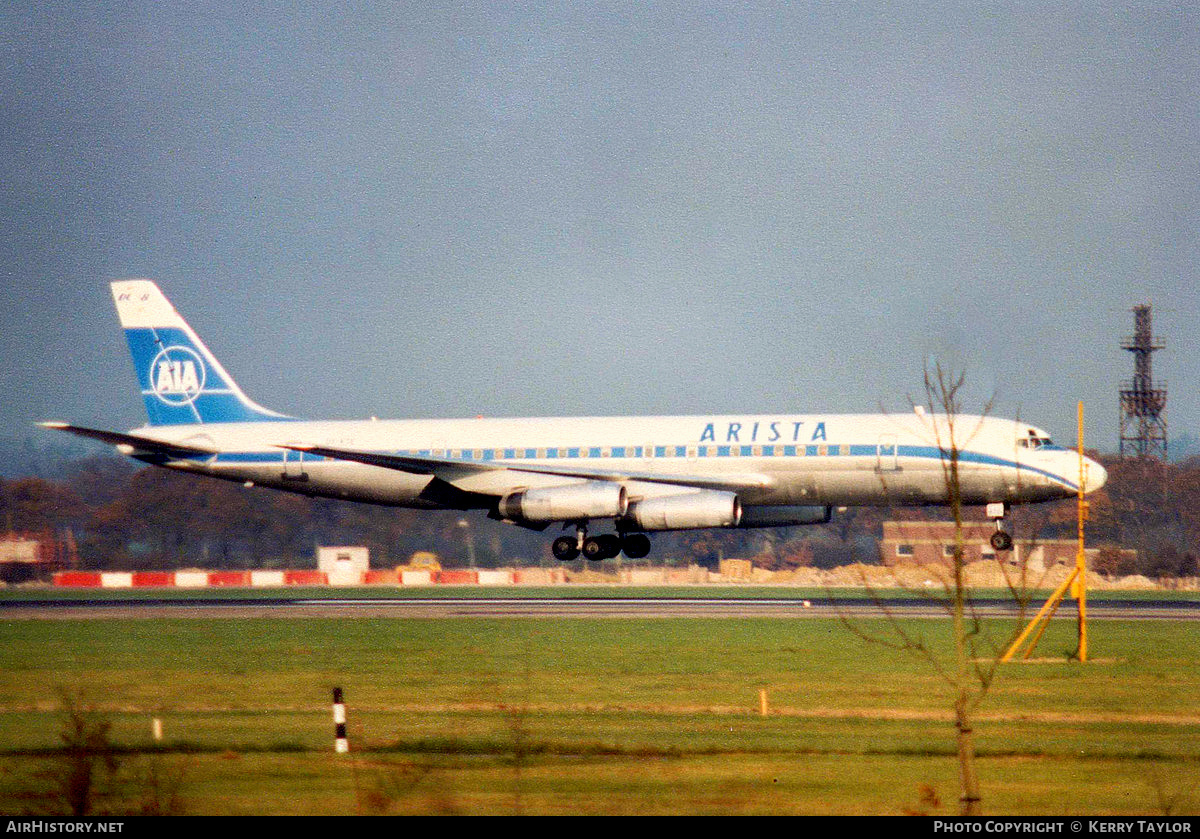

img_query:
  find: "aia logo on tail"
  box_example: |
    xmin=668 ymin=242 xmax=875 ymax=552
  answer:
xmin=149 ymin=346 xmax=206 ymax=405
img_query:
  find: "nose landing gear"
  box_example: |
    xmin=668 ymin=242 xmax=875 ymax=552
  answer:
xmin=987 ymin=502 xmax=1014 ymax=552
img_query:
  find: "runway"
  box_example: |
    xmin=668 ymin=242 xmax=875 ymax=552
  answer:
xmin=1 ymin=594 xmax=1197 ymax=620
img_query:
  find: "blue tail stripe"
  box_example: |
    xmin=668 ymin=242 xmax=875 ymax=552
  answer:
xmin=123 ymin=326 xmax=293 ymax=425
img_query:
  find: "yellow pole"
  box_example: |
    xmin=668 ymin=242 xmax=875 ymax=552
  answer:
xmin=1075 ymin=401 xmax=1088 ymax=662
xmin=1001 ymin=567 xmax=1076 ymax=662
xmin=1023 ymin=569 xmax=1076 ymax=659
xmin=1001 ymin=400 xmax=1090 ymax=664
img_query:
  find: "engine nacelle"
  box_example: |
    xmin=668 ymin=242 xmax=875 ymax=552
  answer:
xmin=498 ymin=482 xmax=627 ymax=523
xmin=738 ymin=505 xmax=832 ymax=528
xmin=623 ymin=491 xmax=742 ymax=531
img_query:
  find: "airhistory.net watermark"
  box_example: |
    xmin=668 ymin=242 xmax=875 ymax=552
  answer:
xmin=5 ymin=822 xmax=123 ymax=834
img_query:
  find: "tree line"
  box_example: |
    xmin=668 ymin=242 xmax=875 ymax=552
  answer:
xmin=0 ymin=452 xmax=1196 ymax=576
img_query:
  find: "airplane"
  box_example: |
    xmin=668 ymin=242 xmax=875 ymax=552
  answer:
xmin=41 ymin=280 xmax=1107 ymax=561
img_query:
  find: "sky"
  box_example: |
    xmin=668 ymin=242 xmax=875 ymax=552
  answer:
xmin=1 ymin=2 xmax=1197 ymax=455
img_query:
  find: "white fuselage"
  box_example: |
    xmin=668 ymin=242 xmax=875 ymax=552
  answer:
xmin=47 ymin=279 xmax=1109 ymax=562
xmin=130 ymin=412 xmax=1101 ymax=511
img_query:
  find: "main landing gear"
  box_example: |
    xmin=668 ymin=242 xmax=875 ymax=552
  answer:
xmin=987 ymin=502 xmax=1014 ymax=552
xmin=551 ymin=525 xmax=651 ymax=561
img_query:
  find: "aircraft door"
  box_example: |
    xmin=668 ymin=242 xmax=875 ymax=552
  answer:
xmin=282 ymin=445 xmax=309 ymax=482
xmin=876 ymin=435 xmax=899 ymax=471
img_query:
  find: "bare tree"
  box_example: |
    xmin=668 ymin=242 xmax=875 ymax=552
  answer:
xmin=931 ymin=364 xmax=985 ymax=815
xmin=836 ymin=363 xmax=1047 ymax=816
xmin=50 ymin=689 xmax=118 ymax=816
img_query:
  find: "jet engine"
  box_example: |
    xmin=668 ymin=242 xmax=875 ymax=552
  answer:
xmin=738 ymin=505 xmax=832 ymax=527
xmin=623 ymin=490 xmax=742 ymax=531
xmin=498 ymin=482 xmax=627 ymax=523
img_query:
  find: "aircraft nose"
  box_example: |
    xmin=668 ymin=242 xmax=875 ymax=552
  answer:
xmin=1084 ymin=457 xmax=1107 ymax=493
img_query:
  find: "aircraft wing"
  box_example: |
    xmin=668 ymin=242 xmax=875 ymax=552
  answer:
xmin=278 ymin=443 xmax=773 ymax=493
xmin=38 ymin=422 xmax=217 ymax=458
xmin=502 ymin=460 xmax=772 ymax=492
xmin=277 ymin=444 xmax=491 ymax=481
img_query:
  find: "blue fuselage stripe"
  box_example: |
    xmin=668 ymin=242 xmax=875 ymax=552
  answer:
xmin=188 ymin=443 xmax=1076 ymax=490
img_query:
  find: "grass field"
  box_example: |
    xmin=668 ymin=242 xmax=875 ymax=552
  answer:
xmin=0 ymin=604 xmax=1197 ymax=815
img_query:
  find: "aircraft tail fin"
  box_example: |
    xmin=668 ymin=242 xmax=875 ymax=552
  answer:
xmin=111 ymin=279 xmax=293 ymax=425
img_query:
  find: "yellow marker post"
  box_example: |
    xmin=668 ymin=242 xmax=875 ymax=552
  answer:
xmin=1002 ymin=402 xmax=1090 ymax=663
xmin=1074 ymin=401 xmax=1088 ymax=662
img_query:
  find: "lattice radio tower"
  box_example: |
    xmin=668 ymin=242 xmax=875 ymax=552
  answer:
xmin=1119 ymin=305 xmax=1167 ymax=459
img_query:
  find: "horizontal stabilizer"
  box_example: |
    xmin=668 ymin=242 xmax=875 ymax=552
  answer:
xmin=38 ymin=422 xmax=216 ymax=458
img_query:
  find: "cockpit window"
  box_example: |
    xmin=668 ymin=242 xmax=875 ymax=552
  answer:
xmin=1019 ymin=432 xmax=1056 ymax=450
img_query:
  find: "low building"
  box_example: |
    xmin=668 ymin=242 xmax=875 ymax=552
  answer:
xmin=0 ymin=531 xmax=78 ymax=583
xmin=317 ymin=546 xmax=369 ymax=585
xmin=879 ymin=521 xmax=1134 ymax=574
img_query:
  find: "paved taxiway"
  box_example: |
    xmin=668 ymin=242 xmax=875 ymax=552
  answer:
xmin=1 ymin=596 xmax=1196 ymax=620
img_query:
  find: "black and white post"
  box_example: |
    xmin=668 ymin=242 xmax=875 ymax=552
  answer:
xmin=333 ymin=687 xmax=349 ymax=754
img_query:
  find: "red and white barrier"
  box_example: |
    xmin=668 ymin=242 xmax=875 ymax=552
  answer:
xmin=283 ymin=570 xmax=326 ymax=586
xmin=54 ymin=571 xmax=102 ymax=587
xmin=250 ymin=571 xmax=285 ymax=587
xmin=52 ymin=566 xmax=563 ymax=588
xmin=131 ymin=572 xmax=173 ymax=587
xmin=99 ymin=572 xmax=133 ymax=588
xmin=399 ymin=569 xmax=432 ymax=586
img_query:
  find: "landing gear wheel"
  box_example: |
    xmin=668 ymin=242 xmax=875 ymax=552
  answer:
xmin=621 ymin=533 xmax=651 ymax=559
xmin=551 ymin=536 xmax=580 ymax=561
xmin=583 ymin=534 xmax=620 ymax=561
xmin=581 ymin=537 xmax=603 ymax=561
xmin=985 ymin=502 xmax=1012 ymax=553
